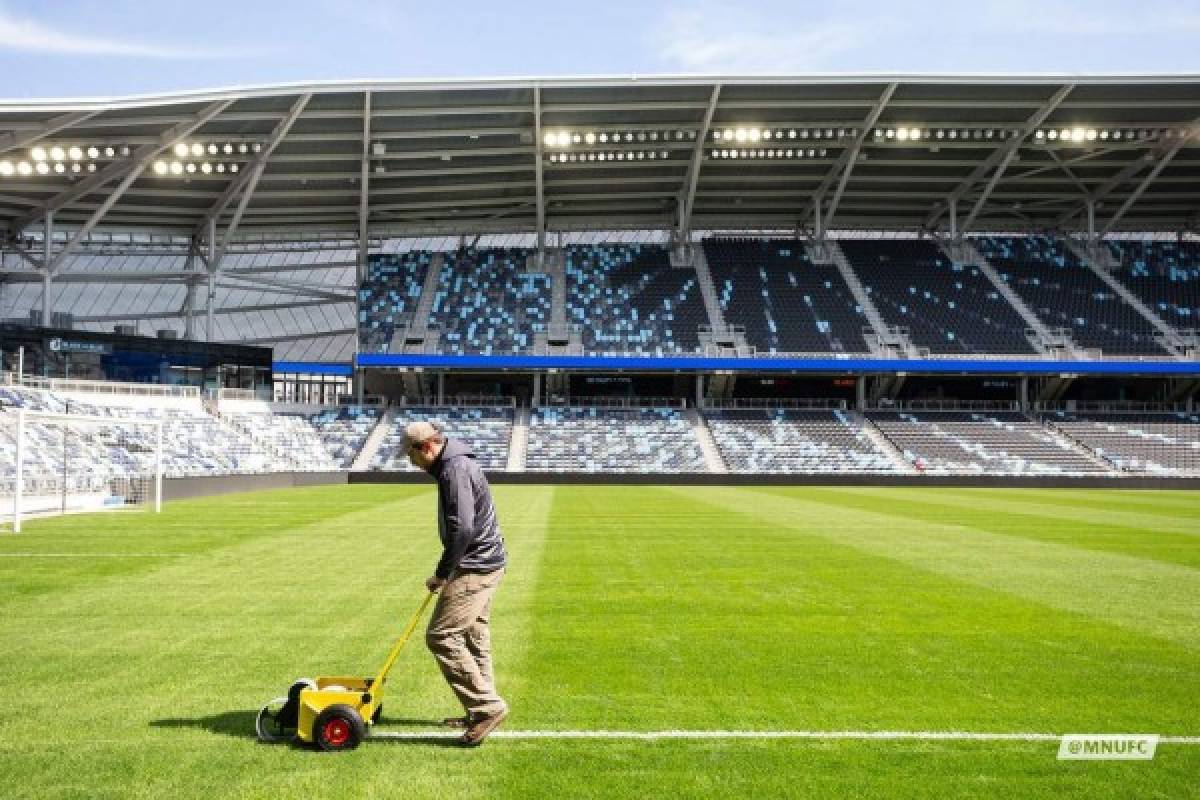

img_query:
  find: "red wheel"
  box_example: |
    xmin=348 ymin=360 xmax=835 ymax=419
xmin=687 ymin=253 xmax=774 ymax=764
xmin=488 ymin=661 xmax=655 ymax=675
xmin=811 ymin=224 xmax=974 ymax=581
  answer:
xmin=313 ymin=704 xmax=365 ymax=751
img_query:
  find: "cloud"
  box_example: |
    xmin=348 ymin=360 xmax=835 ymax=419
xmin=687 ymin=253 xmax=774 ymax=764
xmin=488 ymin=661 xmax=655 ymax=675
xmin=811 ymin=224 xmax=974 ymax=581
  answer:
xmin=0 ymin=7 xmax=255 ymax=59
xmin=651 ymin=8 xmax=867 ymax=74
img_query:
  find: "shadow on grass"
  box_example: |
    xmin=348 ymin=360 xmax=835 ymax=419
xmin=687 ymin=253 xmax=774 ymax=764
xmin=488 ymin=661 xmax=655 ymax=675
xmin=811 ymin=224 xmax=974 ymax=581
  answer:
xmin=151 ymin=711 xmax=467 ymax=748
xmin=151 ymin=710 xmax=260 ymax=740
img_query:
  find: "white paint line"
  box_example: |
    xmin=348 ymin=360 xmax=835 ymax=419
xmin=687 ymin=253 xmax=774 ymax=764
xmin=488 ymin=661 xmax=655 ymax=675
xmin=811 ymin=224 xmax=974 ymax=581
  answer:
xmin=369 ymin=730 xmax=1200 ymax=744
xmin=0 ymin=553 xmax=185 ymax=558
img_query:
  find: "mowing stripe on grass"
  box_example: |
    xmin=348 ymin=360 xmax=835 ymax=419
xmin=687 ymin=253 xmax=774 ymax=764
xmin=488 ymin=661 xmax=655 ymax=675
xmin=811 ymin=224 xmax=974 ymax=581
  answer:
xmin=671 ymin=486 xmax=1200 ymax=650
xmin=0 ymin=553 xmax=187 ymax=558
xmin=369 ymin=729 xmax=1200 ymax=743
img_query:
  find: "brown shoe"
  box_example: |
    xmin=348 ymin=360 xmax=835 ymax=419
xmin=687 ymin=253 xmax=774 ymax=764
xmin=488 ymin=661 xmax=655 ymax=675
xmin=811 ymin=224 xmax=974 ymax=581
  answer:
xmin=461 ymin=707 xmax=508 ymax=747
xmin=442 ymin=714 xmax=471 ymax=729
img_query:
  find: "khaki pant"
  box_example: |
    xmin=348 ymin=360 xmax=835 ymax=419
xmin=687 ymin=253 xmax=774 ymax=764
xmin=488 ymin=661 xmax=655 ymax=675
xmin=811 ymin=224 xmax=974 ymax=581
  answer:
xmin=426 ymin=567 xmax=506 ymax=716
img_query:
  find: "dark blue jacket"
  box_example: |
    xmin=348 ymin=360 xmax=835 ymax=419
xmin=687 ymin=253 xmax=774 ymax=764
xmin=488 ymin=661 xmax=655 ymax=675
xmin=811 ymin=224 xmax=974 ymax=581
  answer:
xmin=429 ymin=438 xmax=507 ymax=579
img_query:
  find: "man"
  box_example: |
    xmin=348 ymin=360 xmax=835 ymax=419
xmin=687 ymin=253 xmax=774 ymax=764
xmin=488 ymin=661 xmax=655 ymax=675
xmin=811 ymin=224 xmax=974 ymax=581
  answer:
xmin=405 ymin=420 xmax=509 ymax=747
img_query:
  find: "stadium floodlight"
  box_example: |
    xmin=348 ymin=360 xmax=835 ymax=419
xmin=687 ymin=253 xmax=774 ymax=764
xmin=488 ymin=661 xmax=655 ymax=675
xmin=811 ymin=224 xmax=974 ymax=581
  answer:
xmin=1047 ymin=130 xmax=1058 ymax=140
xmin=747 ymin=129 xmax=760 ymax=142
xmin=912 ymin=129 xmax=923 ymax=140
xmin=1059 ymin=128 xmax=1070 ymax=141
xmin=173 ymin=143 xmax=189 ymax=158
xmin=252 ymin=142 xmax=262 ymax=153
xmin=543 ymin=132 xmax=556 ymax=147
xmin=555 ymin=132 xmax=569 ymax=147
xmin=787 ymin=129 xmax=796 ymax=139
xmin=599 ymin=133 xmax=609 ymax=143
xmin=722 ymin=129 xmax=733 ymax=141
xmin=712 ymin=130 xmax=722 ymax=141
xmin=31 ymin=146 xmax=47 ymax=161
xmin=584 ymin=132 xmax=596 ymax=145
xmin=0 ymin=160 xmax=12 ymax=176
xmin=800 ymin=129 xmax=810 ymax=139
xmin=762 ymin=129 xmax=772 ymax=140
xmin=49 ymin=145 xmax=66 ymax=161
xmin=185 ymin=163 xmax=196 ymax=173
xmin=17 ymin=161 xmax=32 ymax=175
xmin=153 ymin=161 xmax=167 ymax=175
xmin=216 ymin=163 xmax=226 ymax=173
xmin=85 ymin=146 xmax=99 ymax=159
xmin=230 ymin=163 xmax=239 ymax=173
xmin=53 ymin=162 xmax=65 ymax=174
xmin=86 ymin=163 xmax=96 ymax=172
xmin=1086 ymin=129 xmax=1098 ymax=141
xmin=896 ymin=128 xmax=909 ymax=141
xmin=572 ymin=133 xmax=582 ymax=144
xmin=119 ymin=145 xmax=130 ymax=157
xmin=238 ymin=143 xmax=249 ymax=154
xmin=35 ymin=161 xmax=49 ymax=175
xmin=1035 ymin=130 xmax=1045 ymax=140
xmin=649 ymin=131 xmax=659 ymax=141
xmin=170 ymin=161 xmax=183 ymax=175
xmin=67 ymin=146 xmax=83 ymax=161
xmin=222 ymin=143 xmax=234 ymax=155
xmin=785 ymin=149 xmax=794 ymax=157
xmin=1071 ymin=128 xmax=1085 ymax=142
xmin=71 ymin=163 xmax=81 ymax=173
xmin=190 ymin=143 xmax=204 ymax=157
xmin=885 ymin=129 xmax=896 ymax=139
xmin=104 ymin=146 xmax=116 ymax=158
xmin=207 ymin=143 xmax=218 ymax=155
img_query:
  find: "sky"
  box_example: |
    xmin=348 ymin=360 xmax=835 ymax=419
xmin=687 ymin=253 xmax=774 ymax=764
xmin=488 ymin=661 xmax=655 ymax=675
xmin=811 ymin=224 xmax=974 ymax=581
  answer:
xmin=0 ymin=0 xmax=1198 ymax=98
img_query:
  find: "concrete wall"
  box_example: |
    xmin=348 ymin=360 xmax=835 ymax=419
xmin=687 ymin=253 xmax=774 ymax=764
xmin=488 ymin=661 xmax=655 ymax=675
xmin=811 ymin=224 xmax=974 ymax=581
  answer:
xmin=163 ymin=471 xmax=347 ymax=501
xmin=350 ymin=471 xmax=1200 ymax=490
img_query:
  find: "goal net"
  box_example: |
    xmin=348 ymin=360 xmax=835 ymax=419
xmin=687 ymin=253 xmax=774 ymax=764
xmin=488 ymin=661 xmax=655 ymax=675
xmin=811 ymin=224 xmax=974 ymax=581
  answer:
xmin=1 ymin=409 xmax=162 ymax=533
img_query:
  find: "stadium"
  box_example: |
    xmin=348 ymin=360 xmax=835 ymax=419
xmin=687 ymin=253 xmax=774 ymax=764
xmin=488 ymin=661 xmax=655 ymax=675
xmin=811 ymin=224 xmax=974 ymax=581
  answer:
xmin=1 ymin=73 xmax=1199 ymax=797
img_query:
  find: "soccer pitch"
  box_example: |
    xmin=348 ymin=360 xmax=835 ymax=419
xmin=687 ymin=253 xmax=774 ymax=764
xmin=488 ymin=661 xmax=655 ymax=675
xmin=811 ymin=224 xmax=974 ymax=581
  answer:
xmin=1 ymin=485 xmax=1198 ymax=799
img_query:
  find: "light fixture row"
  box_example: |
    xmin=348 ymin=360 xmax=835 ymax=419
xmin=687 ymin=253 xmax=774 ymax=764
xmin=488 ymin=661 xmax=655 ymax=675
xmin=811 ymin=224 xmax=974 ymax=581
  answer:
xmin=543 ymin=130 xmax=695 ymax=148
xmin=547 ymin=150 xmax=673 ymax=163
xmin=709 ymin=148 xmax=829 ymax=159
xmin=712 ymin=128 xmax=855 ymax=142
xmin=30 ymin=144 xmax=132 ymax=162
xmin=874 ymin=128 xmax=1021 ymax=142
xmin=171 ymin=141 xmax=261 ymax=158
xmin=153 ymin=160 xmax=241 ymax=176
xmin=0 ymin=160 xmax=103 ymax=177
xmin=1033 ymin=128 xmax=1164 ymax=143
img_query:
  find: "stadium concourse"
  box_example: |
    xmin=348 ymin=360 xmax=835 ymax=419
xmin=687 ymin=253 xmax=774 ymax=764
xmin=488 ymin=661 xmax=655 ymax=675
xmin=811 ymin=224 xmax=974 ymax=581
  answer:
xmin=1 ymin=76 xmax=1199 ymax=488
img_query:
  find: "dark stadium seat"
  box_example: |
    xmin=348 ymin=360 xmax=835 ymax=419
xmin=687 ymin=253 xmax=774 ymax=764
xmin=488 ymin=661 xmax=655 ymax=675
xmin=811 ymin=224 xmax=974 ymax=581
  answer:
xmin=972 ymin=235 xmax=1168 ymax=355
xmin=838 ymin=239 xmax=1037 ymax=354
xmin=1105 ymin=240 xmax=1200 ymax=329
xmin=702 ymin=238 xmax=871 ymax=354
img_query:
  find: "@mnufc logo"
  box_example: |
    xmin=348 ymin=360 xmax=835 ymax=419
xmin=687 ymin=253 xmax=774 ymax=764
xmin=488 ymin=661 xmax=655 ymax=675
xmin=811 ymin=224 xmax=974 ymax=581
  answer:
xmin=1058 ymin=734 xmax=1158 ymax=760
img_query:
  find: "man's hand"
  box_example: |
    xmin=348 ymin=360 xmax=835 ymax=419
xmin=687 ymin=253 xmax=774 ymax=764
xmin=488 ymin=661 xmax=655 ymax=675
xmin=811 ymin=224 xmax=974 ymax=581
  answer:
xmin=425 ymin=576 xmax=445 ymax=592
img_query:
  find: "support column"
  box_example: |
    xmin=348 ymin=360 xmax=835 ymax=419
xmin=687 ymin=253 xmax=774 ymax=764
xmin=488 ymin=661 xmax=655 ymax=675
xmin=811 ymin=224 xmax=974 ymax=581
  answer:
xmin=695 ymin=374 xmax=704 ymax=409
xmin=437 ymin=372 xmax=445 ymax=405
xmin=1086 ymin=199 xmax=1096 ymax=243
xmin=532 ymin=372 xmax=542 ymax=407
xmin=813 ymin=194 xmax=824 ymax=242
xmin=41 ymin=211 xmax=53 ymax=325
xmin=205 ymin=218 xmax=216 ymax=342
xmin=1018 ymin=376 xmax=1029 ymax=412
xmin=948 ymin=198 xmax=958 ymax=240
xmin=856 ymin=376 xmax=866 ymax=411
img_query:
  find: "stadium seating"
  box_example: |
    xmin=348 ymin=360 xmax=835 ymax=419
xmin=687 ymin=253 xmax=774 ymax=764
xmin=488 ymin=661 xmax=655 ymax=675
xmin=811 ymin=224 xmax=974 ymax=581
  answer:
xmin=838 ymin=239 xmax=1037 ymax=354
xmin=372 ymin=406 xmax=513 ymax=471
xmin=1043 ymin=411 xmax=1200 ymax=474
xmin=222 ymin=409 xmax=376 ymax=470
xmin=972 ymin=235 xmax=1167 ymax=355
xmin=565 ymin=244 xmax=708 ymax=354
xmin=1105 ymin=240 xmax=1200 ymax=329
xmin=431 ymin=249 xmax=550 ymax=354
xmin=358 ymin=252 xmax=432 ymax=353
xmin=526 ymin=406 xmax=707 ymax=472
xmin=703 ymin=238 xmax=871 ymax=353
xmin=705 ymin=408 xmax=896 ymax=472
xmin=867 ymin=410 xmax=1112 ymax=475
xmin=302 ymin=406 xmax=381 ymax=468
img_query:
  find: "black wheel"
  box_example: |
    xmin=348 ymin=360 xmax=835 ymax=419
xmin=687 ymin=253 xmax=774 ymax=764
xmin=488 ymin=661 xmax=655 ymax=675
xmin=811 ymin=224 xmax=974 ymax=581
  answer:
xmin=371 ymin=703 xmax=383 ymax=725
xmin=313 ymin=704 xmax=365 ymax=752
xmin=255 ymin=697 xmax=293 ymax=743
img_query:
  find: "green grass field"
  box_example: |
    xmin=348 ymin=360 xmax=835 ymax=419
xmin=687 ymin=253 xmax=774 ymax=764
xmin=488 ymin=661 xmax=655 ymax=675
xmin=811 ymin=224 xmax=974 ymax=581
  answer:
xmin=1 ymin=485 xmax=1198 ymax=799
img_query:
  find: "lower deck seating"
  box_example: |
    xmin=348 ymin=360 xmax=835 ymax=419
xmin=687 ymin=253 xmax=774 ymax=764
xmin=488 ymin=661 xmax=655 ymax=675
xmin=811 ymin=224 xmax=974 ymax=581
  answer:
xmin=302 ymin=407 xmax=380 ymax=468
xmin=1044 ymin=412 xmax=1200 ymax=474
xmin=526 ymin=407 xmax=706 ymax=472
xmin=222 ymin=413 xmax=343 ymax=471
xmin=868 ymin=411 xmax=1111 ymax=475
xmin=706 ymin=409 xmax=896 ymax=473
xmin=372 ymin=407 xmax=513 ymax=471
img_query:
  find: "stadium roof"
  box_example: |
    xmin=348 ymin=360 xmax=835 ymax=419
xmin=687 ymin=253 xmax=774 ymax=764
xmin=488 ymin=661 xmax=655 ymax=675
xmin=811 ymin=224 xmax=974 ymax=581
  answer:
xmin=1 ymin=75 xmax=1198 ymax=242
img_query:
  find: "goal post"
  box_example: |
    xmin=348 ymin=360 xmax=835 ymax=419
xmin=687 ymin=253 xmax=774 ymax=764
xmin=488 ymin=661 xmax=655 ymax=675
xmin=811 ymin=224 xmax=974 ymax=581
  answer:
xmin=4 ymin=409 xmax=163 ymax=533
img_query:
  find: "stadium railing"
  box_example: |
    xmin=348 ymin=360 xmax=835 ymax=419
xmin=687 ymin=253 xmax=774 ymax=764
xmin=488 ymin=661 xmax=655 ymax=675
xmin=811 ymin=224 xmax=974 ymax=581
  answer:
xmin=4 ymin=373 xmax=200 ymax=398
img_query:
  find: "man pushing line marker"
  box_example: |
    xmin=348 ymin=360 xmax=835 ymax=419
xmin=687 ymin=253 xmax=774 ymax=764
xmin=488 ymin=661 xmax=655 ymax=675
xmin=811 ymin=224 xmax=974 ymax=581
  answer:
xmin=405 ymin=420 xmax=510 ymax=747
